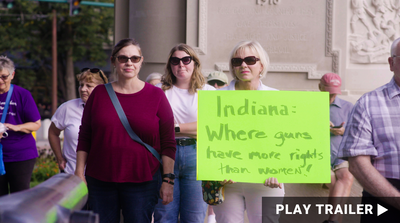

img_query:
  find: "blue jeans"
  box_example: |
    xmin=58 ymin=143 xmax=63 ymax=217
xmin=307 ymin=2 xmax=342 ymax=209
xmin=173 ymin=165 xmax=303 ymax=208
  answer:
xmin=86 ymin=169 xmax=161 ymax=223
xmin=154 ymin=143 xmax=207 ymax=223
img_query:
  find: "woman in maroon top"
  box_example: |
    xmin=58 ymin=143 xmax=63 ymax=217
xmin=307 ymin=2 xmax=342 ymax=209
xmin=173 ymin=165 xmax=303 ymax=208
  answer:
xmin=75 ymin=38 xmax=176 ymax=223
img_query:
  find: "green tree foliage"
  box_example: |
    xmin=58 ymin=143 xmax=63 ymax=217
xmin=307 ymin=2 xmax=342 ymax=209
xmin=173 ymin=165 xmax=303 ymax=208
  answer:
xmin=0 ymin=0 xmax=114 ymax=104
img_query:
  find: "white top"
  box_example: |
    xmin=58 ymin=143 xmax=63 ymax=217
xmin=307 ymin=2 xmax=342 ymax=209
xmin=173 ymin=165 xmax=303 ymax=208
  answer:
xmin=218 ymin=79 xmax=284 ymax=192
xmin=158 ymin=84 xmax=215 ymax=124
xmin=51 ymin=98 xmax=85 ymax=174
xmin=220 ymin=80 xmax=278 ymax=91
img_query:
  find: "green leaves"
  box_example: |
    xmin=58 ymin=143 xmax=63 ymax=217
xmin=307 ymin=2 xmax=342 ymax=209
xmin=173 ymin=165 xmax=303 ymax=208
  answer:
xmin=0 ymin=0 xmax=114 ymax=102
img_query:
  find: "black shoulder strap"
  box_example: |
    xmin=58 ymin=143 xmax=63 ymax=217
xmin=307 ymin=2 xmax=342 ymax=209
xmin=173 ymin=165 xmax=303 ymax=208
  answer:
xmin=105 ymin=83 xmax=161 ymax=163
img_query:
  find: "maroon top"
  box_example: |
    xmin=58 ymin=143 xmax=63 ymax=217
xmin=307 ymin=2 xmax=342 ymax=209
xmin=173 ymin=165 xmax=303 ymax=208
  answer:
xmin=77 ymin=83 xmax=176 ymax=183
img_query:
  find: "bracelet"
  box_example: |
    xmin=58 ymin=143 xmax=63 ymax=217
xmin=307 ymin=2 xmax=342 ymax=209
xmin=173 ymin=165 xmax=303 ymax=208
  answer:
xmin=162 ymin=173 xmax=176 ymax=180
xmin=162 ymin=179 xmax=174 ymax=185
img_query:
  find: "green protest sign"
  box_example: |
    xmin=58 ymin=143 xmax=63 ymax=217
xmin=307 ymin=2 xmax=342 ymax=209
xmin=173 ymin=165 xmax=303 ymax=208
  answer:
xmin=197 ymin=90 xmax=330 ymax=183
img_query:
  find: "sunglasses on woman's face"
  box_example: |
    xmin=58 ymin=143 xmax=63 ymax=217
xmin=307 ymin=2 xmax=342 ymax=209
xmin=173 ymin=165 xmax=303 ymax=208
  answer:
xmin=81 ymin=67 xmax=107 ymax=84
xmin=0 ymin=73 xmax=11 ymax=80
xmin=116 ymin=55 xmax=142 ymax=63
xmin=231 ymin=56 xmax=260 ymax=67
xmin=170 ymin=56 xmax=192 ymax=66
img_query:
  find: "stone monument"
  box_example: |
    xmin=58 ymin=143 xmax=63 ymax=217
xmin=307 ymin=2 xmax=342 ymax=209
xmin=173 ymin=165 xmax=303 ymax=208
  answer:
xmin=114 ymin=0 xmax=398 ymax=103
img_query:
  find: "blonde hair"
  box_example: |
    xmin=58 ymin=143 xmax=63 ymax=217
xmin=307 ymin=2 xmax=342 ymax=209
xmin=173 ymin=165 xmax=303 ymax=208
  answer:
xmin=161 ymin=43 xmax=205 ymax=94
xmin=229 ymin=40 xmax=270 ymax=80
xmin=76 ymin=69 xmax=108 ymax=84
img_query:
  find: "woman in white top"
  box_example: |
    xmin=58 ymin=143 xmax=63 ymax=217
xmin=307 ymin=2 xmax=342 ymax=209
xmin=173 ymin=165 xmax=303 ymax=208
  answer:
xmin=213 ymin=40 xmax=284 ymax=223
xmin=48 ymin=68 xmax=108 ymax=174
xmin=154 ymin=43 xmax=215 ymax=223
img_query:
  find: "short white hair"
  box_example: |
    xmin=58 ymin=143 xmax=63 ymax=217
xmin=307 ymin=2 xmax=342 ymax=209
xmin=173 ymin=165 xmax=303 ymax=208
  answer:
xmin=229 ymin=40 xmax=270 ymax=80
xmin=0 ymin=55 xmax=15 ymax=75
xmin=390 ymin=37 xmax=400 ymax=57
xmin=145 ymin=72 xmax=163 ymax=83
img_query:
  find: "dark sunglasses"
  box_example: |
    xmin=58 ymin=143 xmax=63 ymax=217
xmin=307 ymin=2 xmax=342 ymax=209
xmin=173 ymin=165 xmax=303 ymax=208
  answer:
xmin=208 ymin=80 xmax=226 ymax=87
xmin=0 ymin=73 xmax=11 ymax=80
xmin=170 ymin=56 xmax=192 ymax=65
xmin=81 ymin=67 xmax=107 ymax=84
xmin=231 ymin=56 xmax=260 ymax=67
xmin=116 ymin=55 xmax=142 ymax=63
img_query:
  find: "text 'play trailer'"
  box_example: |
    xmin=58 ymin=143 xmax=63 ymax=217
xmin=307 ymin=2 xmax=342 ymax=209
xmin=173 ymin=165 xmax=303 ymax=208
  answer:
xmin=276 ymin=203 xmax=388 ymax=216
xmin=262 ymin=197 xmax=398 ymax=223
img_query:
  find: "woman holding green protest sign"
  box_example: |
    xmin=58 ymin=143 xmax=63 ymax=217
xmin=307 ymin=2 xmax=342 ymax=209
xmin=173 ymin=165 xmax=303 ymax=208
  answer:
xmin=213 ymin=40 xmax=284 ymax=223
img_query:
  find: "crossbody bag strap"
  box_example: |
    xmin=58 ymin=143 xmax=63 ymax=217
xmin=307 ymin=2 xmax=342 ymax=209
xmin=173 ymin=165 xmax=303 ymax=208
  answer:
xmin=105 ymin=83 xmax=162 ymax=163
xmin=1 ymin=84 xmax=14 ymax=123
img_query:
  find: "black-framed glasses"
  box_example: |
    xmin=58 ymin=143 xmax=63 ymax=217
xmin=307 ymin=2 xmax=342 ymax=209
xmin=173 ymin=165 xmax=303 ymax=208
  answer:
xmin=170 ymin=56 xmax=192 ymax=66
xmin=116 ymin=55 xmax=142 ymax=63
xmin=81 ymin=67 xmax=107 ymax=84
xmin=231 ymin=56 xmax=260 ymax=67
xmin=0 ymin=73 xmax=11 ymax=80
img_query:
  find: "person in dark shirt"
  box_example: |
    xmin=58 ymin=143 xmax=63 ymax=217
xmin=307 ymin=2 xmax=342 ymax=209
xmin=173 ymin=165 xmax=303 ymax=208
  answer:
xmin=75 ymin=38 xmax=176 ymax=223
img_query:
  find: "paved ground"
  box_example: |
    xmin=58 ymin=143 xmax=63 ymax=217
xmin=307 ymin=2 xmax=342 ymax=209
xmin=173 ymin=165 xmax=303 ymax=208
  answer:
xmin=203 ymin=180 xmax=363 ymax=223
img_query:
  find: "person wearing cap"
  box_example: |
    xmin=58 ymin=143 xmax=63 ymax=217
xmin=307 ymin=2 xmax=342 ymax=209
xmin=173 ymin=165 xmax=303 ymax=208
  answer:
xmin=205 ymin=71 xmax=229 ymax=223
xmin=319 ymin=73 xmax=354 ymax=223
xmin=207 ymin=71 xmax=228 ymax=89
xmin=338 ymin=37 xmax=400 ymax=222
xmin=145 ymin=72 xmax=163 ymax=86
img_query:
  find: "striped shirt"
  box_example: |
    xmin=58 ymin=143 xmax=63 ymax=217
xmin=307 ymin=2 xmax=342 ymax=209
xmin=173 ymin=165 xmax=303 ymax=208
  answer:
xmin=338 ymin=78 xmax=400 ymax=179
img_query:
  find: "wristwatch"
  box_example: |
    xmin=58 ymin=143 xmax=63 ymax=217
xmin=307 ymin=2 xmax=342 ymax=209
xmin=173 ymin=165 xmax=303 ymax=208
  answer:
xmin=162 ymin=173 xmax=176 ymax=180
xmin=174 ymin=124 xmax=180 ymax=133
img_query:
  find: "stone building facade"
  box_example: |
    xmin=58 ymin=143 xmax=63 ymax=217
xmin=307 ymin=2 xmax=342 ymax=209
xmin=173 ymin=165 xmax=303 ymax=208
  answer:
xmin=114 ymin=0 xmax=397 ymax=103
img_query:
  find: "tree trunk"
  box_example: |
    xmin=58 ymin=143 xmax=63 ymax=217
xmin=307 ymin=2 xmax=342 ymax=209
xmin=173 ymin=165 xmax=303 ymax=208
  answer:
xmin=65 ymin=47 xmax=76 ymax=100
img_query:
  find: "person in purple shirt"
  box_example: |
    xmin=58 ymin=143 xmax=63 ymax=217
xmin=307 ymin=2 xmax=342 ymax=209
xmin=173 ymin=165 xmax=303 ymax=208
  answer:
xmin=319 ymin=73 xmax=354 ymax=223
xmin=339 ymin=37 xmax=400 ymax=222
xmin=0 ymin=56 xmax=41 ymax=196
